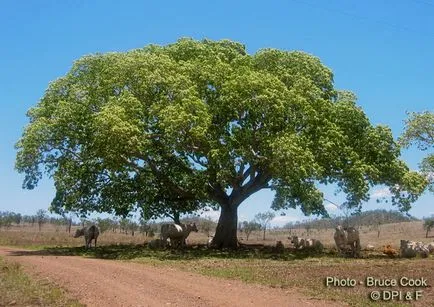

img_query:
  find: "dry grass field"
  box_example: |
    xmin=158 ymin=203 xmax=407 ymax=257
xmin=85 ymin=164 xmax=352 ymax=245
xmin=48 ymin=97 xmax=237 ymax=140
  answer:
xmin=1 ymin=220 xmax=433 ymax=306
xmin=0 ymin=223 xmax=148 ymax=248
xmin=0 ymin=220 xmax=430 ymax=250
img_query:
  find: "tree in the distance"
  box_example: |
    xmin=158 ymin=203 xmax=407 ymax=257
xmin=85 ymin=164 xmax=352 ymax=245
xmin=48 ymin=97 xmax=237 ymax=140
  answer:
xmin=240 ymin=220 xmax=261 ymax=241
xmin=423 ymin=218 xmax=434 ymax=238
xmin=128 ymin=220 xmax=139 ymax=236
xmin=96 ymin=217 xmax=112 ymax=234
xmin=119 ymin=218 xmax=129 ymax=235
xmin=36 ymin=209 xmax=47 ymax=232
xmin=255 ymin=212 xmax=276 ymax=240
xmin=16 ymin=38 xmax=427 ymax=248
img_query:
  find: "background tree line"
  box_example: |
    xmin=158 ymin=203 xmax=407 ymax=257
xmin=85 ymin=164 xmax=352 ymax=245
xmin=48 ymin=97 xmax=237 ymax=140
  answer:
xmin=1 ymin=208 xmax=433 ymax=238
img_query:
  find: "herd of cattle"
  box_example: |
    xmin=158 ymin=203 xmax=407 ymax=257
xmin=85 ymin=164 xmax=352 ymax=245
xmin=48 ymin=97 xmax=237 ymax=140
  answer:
xmin=73 ymin=223 xmax=434 ymax=259
xmin=290 ymin=225 xmax=434 ymax=258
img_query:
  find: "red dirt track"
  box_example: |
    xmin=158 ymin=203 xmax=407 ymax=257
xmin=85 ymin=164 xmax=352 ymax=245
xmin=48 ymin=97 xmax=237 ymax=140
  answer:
xmin=0 ymin=247 xmax=345 ymax=307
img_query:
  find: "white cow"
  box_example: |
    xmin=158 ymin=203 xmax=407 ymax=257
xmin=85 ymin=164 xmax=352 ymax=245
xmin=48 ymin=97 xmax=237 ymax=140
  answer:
xmin=304 ymin=238 xmax=324 ymax=252
xmin=365 ymin=244 xmax=375 ymax=251
xmin=207 ymin=234 xmax=214 ymax=247
xmin=289 ymin=236 xmax=323 ymax=251
xmin=289 ymin=236 xmax=305 ymax=249
xmin=400 ymin=240 xmax=429 ymax=258
xmin=334 ymin=226 xmax=360 ymax=257
xmin=160 ymin=223 xmax=198 ymax=248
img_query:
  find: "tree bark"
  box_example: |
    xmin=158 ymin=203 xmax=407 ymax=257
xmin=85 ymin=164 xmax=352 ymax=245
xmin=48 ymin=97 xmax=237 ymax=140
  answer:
xmin=212 ymin=203 xmax=239 ymax=249
xmin=173 ymin=211 xmax=180 ymax=225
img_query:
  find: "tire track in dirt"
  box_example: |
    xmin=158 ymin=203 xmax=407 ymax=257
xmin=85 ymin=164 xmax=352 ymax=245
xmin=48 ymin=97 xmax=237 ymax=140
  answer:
xmin=0 ymin=247 xmax=345 ymax=307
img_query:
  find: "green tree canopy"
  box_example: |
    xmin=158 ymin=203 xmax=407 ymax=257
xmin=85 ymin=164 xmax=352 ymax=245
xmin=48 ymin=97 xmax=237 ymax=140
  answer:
xmin=399 ymin=111 xmax=434 ymax=192
xmin=16 ymin=38 xmax=427 ymax=248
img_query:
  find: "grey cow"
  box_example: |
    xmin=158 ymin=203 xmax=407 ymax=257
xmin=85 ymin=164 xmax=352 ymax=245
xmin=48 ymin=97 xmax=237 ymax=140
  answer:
xmin=74 ymin=225 xmax=100 ymax=248
xmin=334 ymin=225 xmax=360 ymax=257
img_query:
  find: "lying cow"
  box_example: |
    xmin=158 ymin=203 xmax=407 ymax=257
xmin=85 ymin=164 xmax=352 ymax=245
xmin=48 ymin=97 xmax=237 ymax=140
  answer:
xmin=334 ymin=225 xmax=360 ymax=257
xmin=289 ymin=236 xmax=323 ymax=251
xmin=289 ymin=236 xmax=305 ymax=249
xmin=365 ymin=244 xmax=375 ymax=251
xmin=304 ymin=238 xmax=324 ymax=252
xmin=160 ymin=222 xmax=198 ymax=248
xmin=426 ymin=242 xmax=434 ymax=253
xmin=273 ymin=241 xmax=285 ymax=253
xmin=400 ymin=240 xmax=429 ymax=258
xmin=383 ymin=244 xmax=398 ymax=258
xmin=74 ymin=225 xmax=100 ymax=248
xmin=147 ymin=238 xmax=164 ymax=249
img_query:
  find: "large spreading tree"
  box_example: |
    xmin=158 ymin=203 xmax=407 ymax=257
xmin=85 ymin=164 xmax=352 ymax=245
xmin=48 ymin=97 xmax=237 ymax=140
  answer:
xmin=16 ymin=38 xmax=427 ymax=248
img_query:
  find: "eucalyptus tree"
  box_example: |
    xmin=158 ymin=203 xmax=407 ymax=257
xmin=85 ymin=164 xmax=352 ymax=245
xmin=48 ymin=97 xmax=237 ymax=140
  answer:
xmin=36 ymin=209 xmax=47 ymax=232
xmin=16 ymin=38 xmax=427 ymax=248
xmin=96 ymin=217 xmax=112 ymax=234
xmin=424 ymin=218 xmax=434 ymax=238
xmin=255 ymin=211 xmax=275 ymax=240
xmin=240 ymin=220 xmax=261 ymax=241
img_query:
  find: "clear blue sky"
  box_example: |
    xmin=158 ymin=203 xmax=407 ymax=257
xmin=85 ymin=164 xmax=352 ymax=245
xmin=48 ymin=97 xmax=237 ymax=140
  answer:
xmin=1 ymin=0 xmax=433 ymax=225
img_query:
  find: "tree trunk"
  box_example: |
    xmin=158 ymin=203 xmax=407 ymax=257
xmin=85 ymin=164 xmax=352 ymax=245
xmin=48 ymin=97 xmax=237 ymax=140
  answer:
xmin=172 ymin=211 xmax=181 ymax=224
xmin=212 ymin=204 xmax=238 ymax=249
xmin=263 ymin=228 xmax=266 ymax=240
xmin=427 ymin=229 xmax=429 ymax=238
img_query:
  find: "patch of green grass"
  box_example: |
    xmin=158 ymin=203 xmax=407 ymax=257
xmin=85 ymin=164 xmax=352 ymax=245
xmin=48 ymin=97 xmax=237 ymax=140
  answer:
xmin=0 ymin=256 xmax=83 ymax=307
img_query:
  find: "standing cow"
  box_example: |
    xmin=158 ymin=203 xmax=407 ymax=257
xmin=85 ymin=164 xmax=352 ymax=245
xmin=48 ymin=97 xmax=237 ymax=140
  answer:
xmin=74 ymin=225 xmax=100 ymax=248
xmin=160 ymin=223 xmax=198 ymax=248
xmin=334 ymin=225 xmax=360 ymax=257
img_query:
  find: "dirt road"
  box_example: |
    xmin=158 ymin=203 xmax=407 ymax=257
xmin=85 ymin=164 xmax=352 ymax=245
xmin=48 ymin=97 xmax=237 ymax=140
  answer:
xmin=0 ymin=247 xmax=344 ymax=307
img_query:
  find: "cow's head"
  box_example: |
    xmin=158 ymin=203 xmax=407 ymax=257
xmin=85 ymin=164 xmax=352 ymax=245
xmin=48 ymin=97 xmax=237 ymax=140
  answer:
xmin=189 ymin=222 xmax=198 ymax=232
xmin=74 ymin=228 xmax=85 ymax=238
xmin=334 ymin=226 xmax=348 ymax=243
xmin=290 ymin=236 xmax=298 ymax=244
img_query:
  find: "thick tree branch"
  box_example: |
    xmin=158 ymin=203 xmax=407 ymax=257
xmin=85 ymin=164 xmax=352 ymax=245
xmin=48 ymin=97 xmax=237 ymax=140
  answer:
xmin=230 ymin=169 xmax=272 ymax=207
xmin=237 ymin=162 xmax=245 ymax=178
xmin=188 ymin=153 xmax=208 ymax=168
xmin=207 ymin=182 xmax=229 ymax=204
